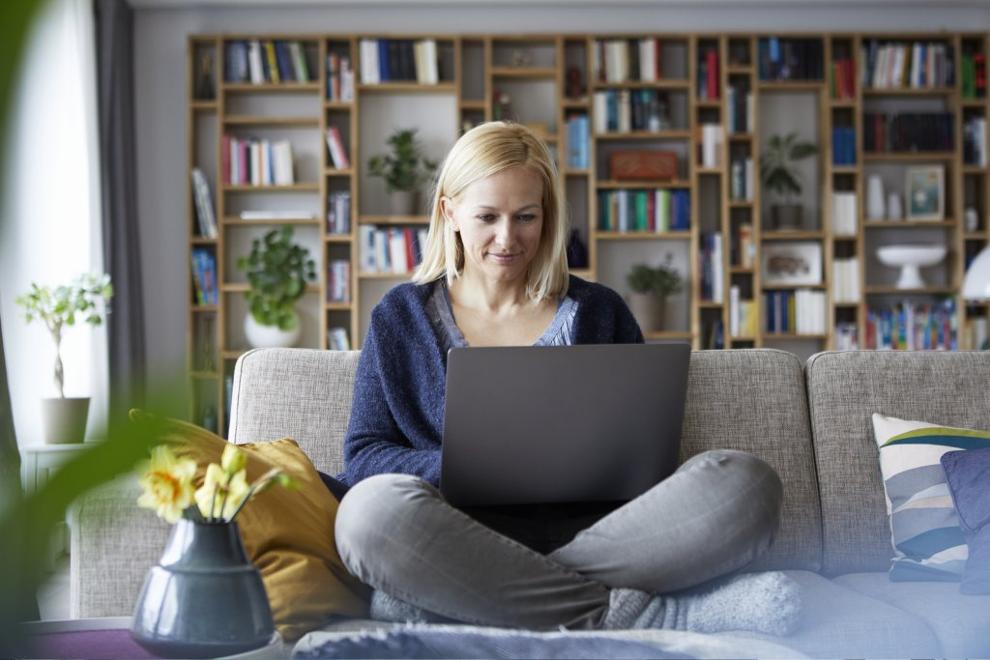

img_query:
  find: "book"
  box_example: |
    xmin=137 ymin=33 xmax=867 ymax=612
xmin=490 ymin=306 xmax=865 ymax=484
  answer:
xmin=190 ymin=168 xmax=218 ymax=238
xmin=325 ymin=127 xmax=351 ymax=169
xmin=328 ymin=327 xmax=351 ymax=351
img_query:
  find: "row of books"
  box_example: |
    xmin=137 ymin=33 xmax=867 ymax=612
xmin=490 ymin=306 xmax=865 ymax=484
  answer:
xmin=835 ymin=322 xmax=859 ymax=350
xmin=222 ymin=136 xmax=295 ymax=186
xmin=726 ymin=85 xmax=753 ymax=134
xmin=831 ymin=126 xmax=856 ymax=165
xmin=327 ymin=327 xmax=351 ymax=351
xmin=326 ymin=52 xmax=355 ymax=101
xmin=758 ymin=38 xmax=824 ymax=82
xmin=191 ymin=168 xmax=218 ymax=238
xmin=700 ymin=232 xmax=724 ymax=303
xmin=702 ymin=319 xmax=725 ymax=349
xmin=830 ymin=56 xmax=856 ymax=100
xmin=325 ymin=127 xmax=351 ymax=169
xmin=729 ymin=286 xmax=757 ymax=338
xmin=729 ymin=158 xmax=754 ymax=202
xmin=224 ymin=40 xmax=312 ymax=84
xmin=697 ymin=47 xmax=720 ymax=100
xmin=832 ymin=258 xmax=861 ymax=304
xmin=831 ymin=192 xmax=858 ymax=236
xmin=862 ymin=113 xmax=954 ymax=153
xmin=593 ymin=38 xmax=666 ymax=84
xmin=359 ymin=39 xmax=440 ymax=85
xmin=592 ymin=89 xmax=674 ymax=134
xmin=191 ymin=248 xmax=218 ymax=305
xmin=359 ymin=226 xmax=429 ymax=274
xmin=327 ymin=260 xmax=350 ymax=303
xmin=565 ymin=115 xmax=590 ymax=169
xmin=597 ymin=189 xmax=690 ymax=233
xmin=327 ymin=192 xmax=352 ymax=235
xmin=732 ymin=223 xmax=755 ymax=269
xmin=697 ymin=123 xmax=723 ymax=168
xmin=764 ymin=289 xmax=827 ymax=335
xmin=963 ymin=116 xmax=988 ymax=167
xmin=864 ymin=299 xmax=958 ymax=350
xmin=861 ymin=40 xmax=954 ymax=89
xmin=960 ymin=50 xmax=987 ymax=100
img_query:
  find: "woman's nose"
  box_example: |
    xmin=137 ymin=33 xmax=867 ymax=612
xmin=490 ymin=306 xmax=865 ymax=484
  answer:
xmin=493 ymin=217 xmax=514 ymax=244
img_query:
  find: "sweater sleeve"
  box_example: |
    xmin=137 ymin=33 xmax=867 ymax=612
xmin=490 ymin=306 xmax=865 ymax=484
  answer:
xmin=339 ymin=309 xmax=441 ymax=487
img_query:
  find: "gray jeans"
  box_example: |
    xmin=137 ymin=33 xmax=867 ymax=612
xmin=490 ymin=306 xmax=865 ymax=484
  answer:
xmin=335 ymin=449 xmax=782 ymax=630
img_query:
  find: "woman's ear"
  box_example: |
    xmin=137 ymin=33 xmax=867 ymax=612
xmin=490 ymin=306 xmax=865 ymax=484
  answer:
xmin=440 ymin=196 xmax=459 ymax=232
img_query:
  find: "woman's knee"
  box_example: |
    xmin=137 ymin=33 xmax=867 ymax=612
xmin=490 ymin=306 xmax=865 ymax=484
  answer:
xmin=682 ymin=450 xmax=783 ymax=526
xmin=334 ymin=474 xmax=435 ymax=571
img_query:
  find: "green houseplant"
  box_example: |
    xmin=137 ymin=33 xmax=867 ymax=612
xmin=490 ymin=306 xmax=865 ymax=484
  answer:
xmin=236 ymin=227 xmax=316 ymax=348
xmin=15 ymin=273 xmax=113 ymax=444
xmin=626 ymin=257 xmax=683 ymax=333
xmin=760 ymin=132 xmax=818 ymax=230
xmin=368 ymin=128 xmax=438 ymax=215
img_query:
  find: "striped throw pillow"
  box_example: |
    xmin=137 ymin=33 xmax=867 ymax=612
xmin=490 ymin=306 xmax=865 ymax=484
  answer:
xmin=872 ymin=413 xmax=990 ymax=581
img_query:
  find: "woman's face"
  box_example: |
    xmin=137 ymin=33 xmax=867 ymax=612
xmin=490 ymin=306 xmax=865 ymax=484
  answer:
xmin=441 ymin=165 xmax=545 ymax=286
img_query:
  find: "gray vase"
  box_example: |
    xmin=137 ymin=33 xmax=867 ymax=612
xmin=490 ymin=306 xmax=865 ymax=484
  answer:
xmin=771 ymin=204 xmax=803 ymax=231
xmin=628 ymin=292 xmax=665 ymax=333
xmin=131 ymin=518 xmax=274 ymax=658
xmin=389 ymin=189 xmax=418 ymax=216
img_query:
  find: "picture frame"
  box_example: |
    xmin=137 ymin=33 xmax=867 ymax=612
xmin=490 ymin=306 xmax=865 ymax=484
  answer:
xmin=761 ymin=241 xmax=823 ymax=286
xmin=905 ymin=165 xmax=945 ymax=221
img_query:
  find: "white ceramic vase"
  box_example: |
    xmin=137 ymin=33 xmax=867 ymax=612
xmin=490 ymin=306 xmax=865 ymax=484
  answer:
xmin=867 ymin=175 xmax=886 ymax=220
xmin=244 ymin=310 xmax=301 ymax=349
xmin=887 ymin=193 xmax=903 ymax=220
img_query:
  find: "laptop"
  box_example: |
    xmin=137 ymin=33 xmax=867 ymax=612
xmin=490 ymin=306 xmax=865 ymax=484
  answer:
xmin=440 ymin=342 xmax=691 ymax=508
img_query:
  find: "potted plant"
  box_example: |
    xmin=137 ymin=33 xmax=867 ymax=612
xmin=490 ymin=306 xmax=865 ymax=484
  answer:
xmin=760 ymin=132 xmax=818 ymax=231
xmin=131 ymin=436 xmax=294 ymax=657
xmin=15 ymin=273 xmax=113 ymax=444
xmin=236 ymin=227 xmax=316 ymax=349
xmin=368 ymin=128 xmax=438 ymax=216
xmin=626 ymin=256 xmax=682 ymax=333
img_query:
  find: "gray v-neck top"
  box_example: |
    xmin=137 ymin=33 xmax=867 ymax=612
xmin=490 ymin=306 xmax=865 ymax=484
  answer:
xmin=427 ymin=280 xmax=578 ymax=352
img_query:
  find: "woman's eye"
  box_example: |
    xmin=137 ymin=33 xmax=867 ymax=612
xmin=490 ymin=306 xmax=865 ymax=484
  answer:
xmin=476 ymin=214 xmax=496 ymax=222
xmin=517 ymin=214 xmax=536 ymax=222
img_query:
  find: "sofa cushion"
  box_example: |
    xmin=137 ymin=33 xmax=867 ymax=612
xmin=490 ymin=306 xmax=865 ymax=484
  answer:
xmin=682 ymin=350 xmax=821 ymax=572
xmin=714 ymin=570 xmax=939 ymax=658
xmin=871 ymin=414 xmax=990 ymax=580
xmin=804 ymin=351 xmax=990 ymax=576
xmin=228 ymin=348 xmax=361 ymax=474
xmin=941 ymin=447 xmax=990 ymax=593
xmin=833 ymin=571 xmax=990 ymax=658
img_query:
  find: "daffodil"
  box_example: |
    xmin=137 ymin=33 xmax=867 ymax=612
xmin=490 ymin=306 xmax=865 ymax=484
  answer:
xmin=195 ymin=464 xmax=250 ymax=522
xmin=220 ymin=443 xmax=246 ymax=475
xmin=136 ymin=445 xmax=197 ymax=524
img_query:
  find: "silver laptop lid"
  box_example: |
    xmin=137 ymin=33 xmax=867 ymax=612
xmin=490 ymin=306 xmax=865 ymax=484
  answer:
xmin=440 ymin=342 xmax=690 ymax=507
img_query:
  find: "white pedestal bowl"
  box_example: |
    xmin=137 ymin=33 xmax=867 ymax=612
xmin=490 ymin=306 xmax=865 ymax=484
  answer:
xmin=876 ymin=245 xmax=947 ymax=289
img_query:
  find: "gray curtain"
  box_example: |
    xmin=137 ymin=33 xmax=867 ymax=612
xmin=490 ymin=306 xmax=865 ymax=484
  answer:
xmin=95 ymin=0 xmax=145 ymax=423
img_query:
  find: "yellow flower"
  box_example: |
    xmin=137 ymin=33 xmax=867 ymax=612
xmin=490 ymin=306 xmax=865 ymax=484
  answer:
xmin=220 ymin=443 xmax=247 ymax=475
xmin=195 ymin=463 xmax=250 ymax=522
xmin=136 ymin=445 xmax=197 ymax=524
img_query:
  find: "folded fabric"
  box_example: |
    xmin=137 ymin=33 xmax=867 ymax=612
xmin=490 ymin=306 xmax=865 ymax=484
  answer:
xmin=130 ymin=411 xmax=371 ymax=640
xmin=940 ymin=447 xmax=990 ymax=594
xmin=871 ymin=413 xmax=990 ymax=581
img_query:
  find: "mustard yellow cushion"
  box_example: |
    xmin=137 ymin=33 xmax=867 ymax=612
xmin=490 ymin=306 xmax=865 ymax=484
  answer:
xmin=133 ymin=412 xmax=370 ymax=641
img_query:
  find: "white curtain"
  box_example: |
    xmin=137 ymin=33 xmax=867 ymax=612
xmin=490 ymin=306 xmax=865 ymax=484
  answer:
xmin=0 ymin=0 xmax=107 ymax=445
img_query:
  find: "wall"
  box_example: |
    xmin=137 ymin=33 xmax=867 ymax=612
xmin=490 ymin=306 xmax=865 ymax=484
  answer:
xmin=134 ymin=2 xmax=990 ymax=395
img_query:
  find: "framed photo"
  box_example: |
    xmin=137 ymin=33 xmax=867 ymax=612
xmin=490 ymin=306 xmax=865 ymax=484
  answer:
xmin=762 ymin=241 xmax=823 ymax=286
xmin=905 ymin=166 xmax=945 ymax=221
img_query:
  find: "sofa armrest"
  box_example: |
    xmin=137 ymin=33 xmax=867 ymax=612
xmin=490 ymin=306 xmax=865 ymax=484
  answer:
xmin=69 ymin=475 xmax=171 ymax=618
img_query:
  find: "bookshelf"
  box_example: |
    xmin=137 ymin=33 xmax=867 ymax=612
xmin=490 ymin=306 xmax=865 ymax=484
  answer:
xmin=188 ymin=32 xmax=990 ymax=435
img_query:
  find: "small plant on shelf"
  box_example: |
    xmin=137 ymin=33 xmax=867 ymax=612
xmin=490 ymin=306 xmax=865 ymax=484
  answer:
xmin=368 ymin=128 xmax=438 ymax=215
xmin=236 ymin=227 xmax=316 ymax=348
xmin=760 ymin=132 xmax=818 ymax=231
xmin=626 ymin=256 xmax=683 ymax=333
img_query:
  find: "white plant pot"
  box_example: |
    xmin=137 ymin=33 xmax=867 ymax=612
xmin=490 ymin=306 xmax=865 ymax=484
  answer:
xmin=244 ymin=311 xmax=301 ymax=349
xmin=42 ymin=397 xmax=89 ymax=444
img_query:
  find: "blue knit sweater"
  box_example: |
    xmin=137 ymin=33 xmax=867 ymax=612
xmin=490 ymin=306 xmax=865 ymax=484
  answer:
xmin=338 ymin=275 xmax=644 ymax=488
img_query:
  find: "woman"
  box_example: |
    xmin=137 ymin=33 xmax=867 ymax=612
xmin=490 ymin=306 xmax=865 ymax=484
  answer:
xmin=334 ymin=121 xmax=800 ymax=634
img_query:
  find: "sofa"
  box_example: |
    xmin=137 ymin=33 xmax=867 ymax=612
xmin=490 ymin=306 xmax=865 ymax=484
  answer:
xmin=71 ymin=348 xmax=990 ymax=657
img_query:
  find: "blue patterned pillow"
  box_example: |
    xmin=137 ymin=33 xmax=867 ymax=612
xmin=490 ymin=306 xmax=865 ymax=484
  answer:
xmin=940 ymin=447 xmax=990 ymax=594
xmin=872 ymin=414 xmax=990 ymax=581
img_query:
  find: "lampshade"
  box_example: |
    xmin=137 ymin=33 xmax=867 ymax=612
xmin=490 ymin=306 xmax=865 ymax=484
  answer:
xmin=963 ymin=246 xmax=990 ymax=301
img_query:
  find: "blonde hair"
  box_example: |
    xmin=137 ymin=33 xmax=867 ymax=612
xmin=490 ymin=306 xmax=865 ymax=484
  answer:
xmin=411 ymin=121 xmax=569 ymax=302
